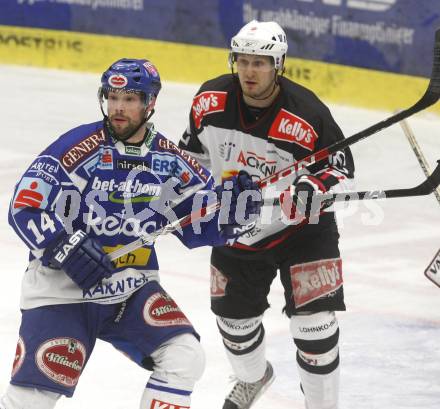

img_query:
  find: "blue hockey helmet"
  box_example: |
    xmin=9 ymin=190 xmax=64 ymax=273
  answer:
xmin=99 ymin=58 xmax=162 ymax=104
xmin=99 ymin=58 xmax=162 ymax=141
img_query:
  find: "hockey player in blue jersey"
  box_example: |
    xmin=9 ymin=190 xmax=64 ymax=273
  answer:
xmin=0 ymin=58 xmax=261 ymax=409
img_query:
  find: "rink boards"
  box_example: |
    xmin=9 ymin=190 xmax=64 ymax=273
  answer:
xmin=0 ymin=24 xmax=438 ymax=114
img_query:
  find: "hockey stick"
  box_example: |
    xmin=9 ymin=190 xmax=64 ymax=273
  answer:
xmin=109 ymin=160 xmax=440 ymax=261
xmin=106 ymin=181 xmax=206 ymax=261
xmin=397 ymin=119 xmax=440 ymax=288
xmin=259 ymin=28 xmax=440 ymax=188
xmin=108 ymin=201 xmax=218 ymax=261
xmin=399 ymin=119 xmax=440 ymax=203
xmin=108 ymin=29 xmax=440 ymax=261
xmin=266 ymin=159 xmax=440 ymax=207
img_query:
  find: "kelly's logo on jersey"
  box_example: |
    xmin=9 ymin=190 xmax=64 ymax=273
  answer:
xmin=269 ymin=110 xmax=318 ymax=151
xmin=192 ymin=91 xmax=227 ymax=129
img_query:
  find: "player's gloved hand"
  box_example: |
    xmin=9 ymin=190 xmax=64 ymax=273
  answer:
xmin=215 ymin=170 xmax=262 ymax=239
xmin=42 ymin=229 xmax=115 ymax=290
xmin=280 ymin=174 xmax=327 ymax=220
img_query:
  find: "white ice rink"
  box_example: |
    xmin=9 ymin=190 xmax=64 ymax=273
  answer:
xmin=0 ymin=65 xmax=440 ymax=408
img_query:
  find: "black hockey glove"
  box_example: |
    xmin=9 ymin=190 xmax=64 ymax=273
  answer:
xmin=215 ymin=170 xmax=262 ymax=239
xmin=42 ymin=229 xmax=115 ymax=290
xmin=280 ymin=174 xmax=328 ymax=220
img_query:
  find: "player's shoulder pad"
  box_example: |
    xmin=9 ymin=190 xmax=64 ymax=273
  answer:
xmin=42 ymin=121 xmax=107 ymax=173
xmin=152 ymin=134 xmax=211 ymax=183
xmin=197 ymin=74 xmax=235 ymax=93
xmin=279 ymin=76 xmax=333 ymax=119
xmin=191 ymin=74 xmax=235 ymax=129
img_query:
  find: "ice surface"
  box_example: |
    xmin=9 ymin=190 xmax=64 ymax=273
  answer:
xmin=0 ymin=65 xmax=439 ymax=408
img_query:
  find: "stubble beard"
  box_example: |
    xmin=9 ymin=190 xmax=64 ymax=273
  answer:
xmin=242 ymin=79 xmax=276 ymax=102
xmin=110 ymin=117 xmax=141 ymax=141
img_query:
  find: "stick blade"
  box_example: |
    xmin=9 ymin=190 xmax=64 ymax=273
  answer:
xmin=421 ymin=160 xmax=440 ymax=194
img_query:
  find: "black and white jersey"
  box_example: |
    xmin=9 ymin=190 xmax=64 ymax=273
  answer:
xmin=179 ymin=74 xmax=355 ymax=250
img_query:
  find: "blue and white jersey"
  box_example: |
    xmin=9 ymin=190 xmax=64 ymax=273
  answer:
xmin=9 ymin=120 xmax=222 ymax=309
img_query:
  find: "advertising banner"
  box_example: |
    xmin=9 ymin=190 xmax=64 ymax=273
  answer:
xmin=1 ymin=0 xmax=438 ymax=77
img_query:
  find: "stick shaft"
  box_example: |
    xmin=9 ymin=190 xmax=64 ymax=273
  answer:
xmin=399 ymin=118 xmax=440 ymax=204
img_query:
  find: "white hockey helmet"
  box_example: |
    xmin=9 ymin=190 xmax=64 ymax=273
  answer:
xmin=230 ymin=20 xmax=288 ymax=70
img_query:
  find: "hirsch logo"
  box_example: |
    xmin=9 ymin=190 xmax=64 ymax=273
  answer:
xmin=291 ymin=258 xmax=343 ymax=308
xmin=269 ymin=109 xmax=318 ymax=151
xmin=108 ymin=74 xmax=128 ymax=88
xmin=192 ymin=91 xmax=227 ymax=129
xmin=117 ymin=159 xmax=150 ymax=172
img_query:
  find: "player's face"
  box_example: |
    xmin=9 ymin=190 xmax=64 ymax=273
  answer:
xmin=235 ymin=54 xmax=276 ymax=100
xmin=107 ymin=90 xmax=146 ymax=139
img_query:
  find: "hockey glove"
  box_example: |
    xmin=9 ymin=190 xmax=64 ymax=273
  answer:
xmin=42 ymin=229 xmax=115 ymax=290
xmin=280 ymin=174 xmax=328 ymax=220
xmin=215 ymin=170 xmax=262 ymax=239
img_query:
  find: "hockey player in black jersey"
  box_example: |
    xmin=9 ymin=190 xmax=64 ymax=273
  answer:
xmin=179 ymin=20 xmax=355 ymax=409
